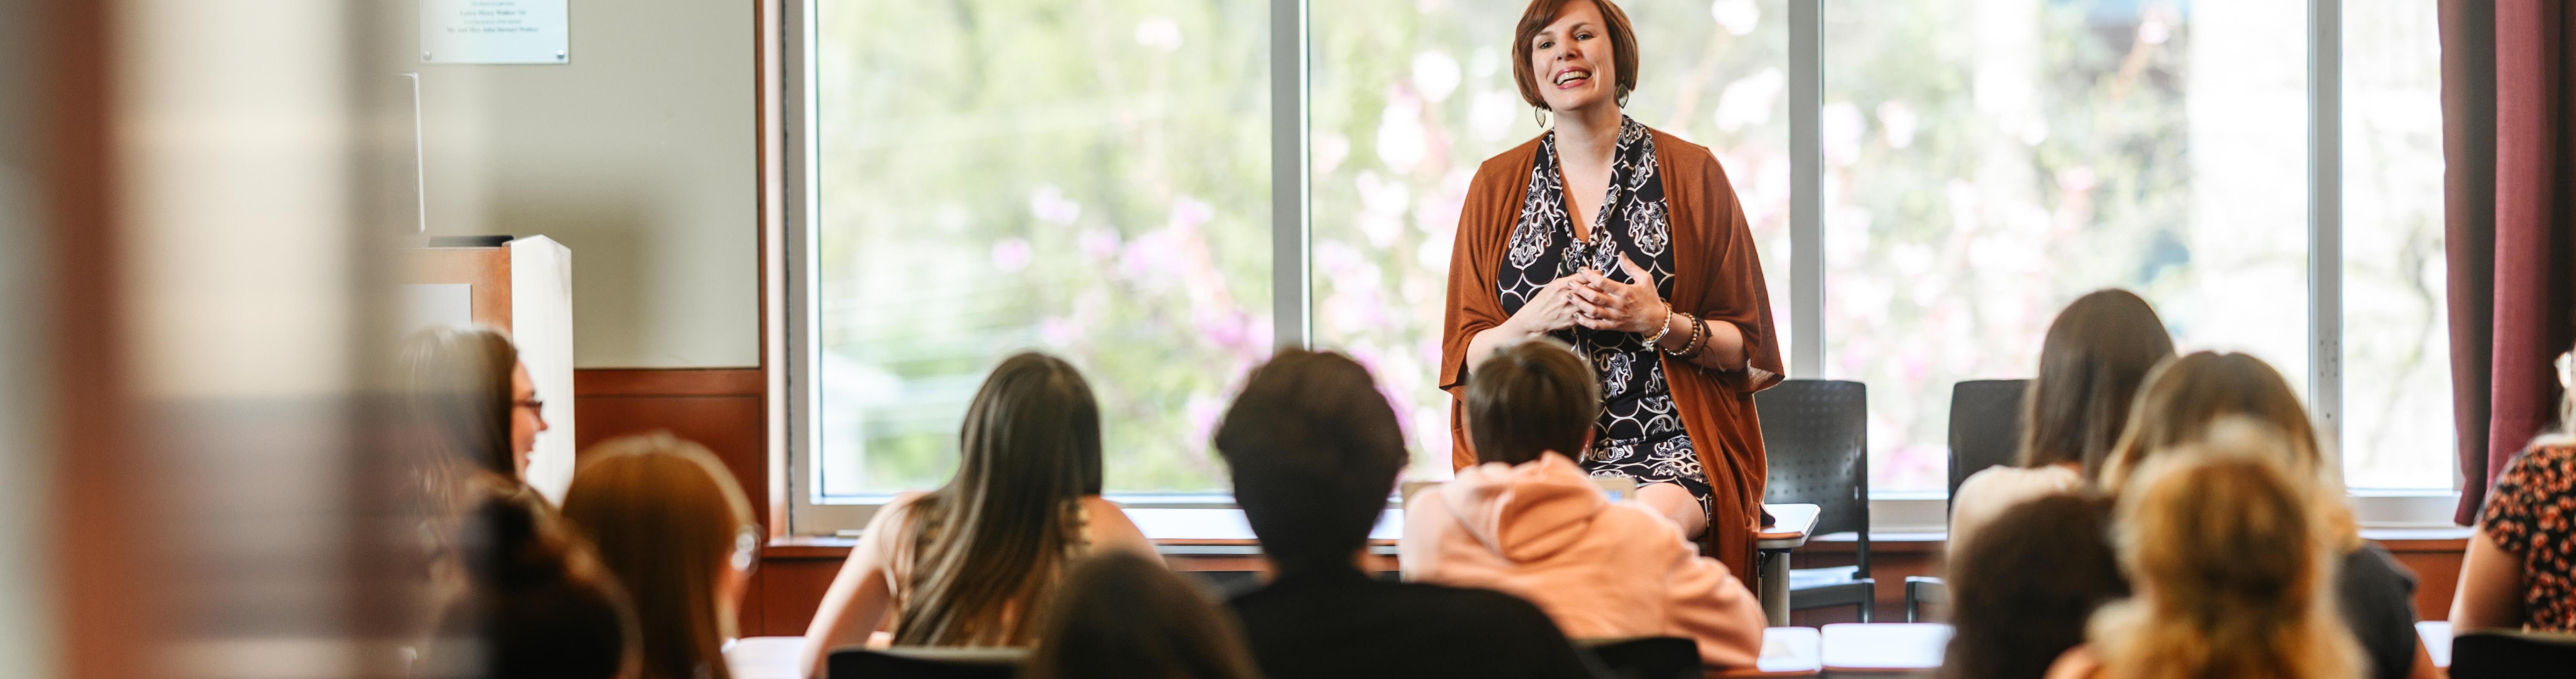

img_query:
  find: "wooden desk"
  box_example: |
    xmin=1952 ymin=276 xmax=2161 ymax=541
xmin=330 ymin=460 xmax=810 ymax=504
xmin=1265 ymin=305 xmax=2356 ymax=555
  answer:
xmin=1756 ymin=503 xmax=1821 ymax=626
xmin=2418 ymin=620 xmax=2450 ymax=669
xmin=1714 ymin=626 xmax=1823 ymax=677
xmin=1818 ymin=623 xmax=1949 ymax=675
xmin=726 ymin=636 xmax=811 ymax=679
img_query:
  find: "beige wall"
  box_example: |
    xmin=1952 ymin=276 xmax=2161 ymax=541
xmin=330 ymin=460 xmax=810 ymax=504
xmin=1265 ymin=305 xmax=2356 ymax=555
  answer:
xmin=420 ymin=0 xmax=758 ymax=368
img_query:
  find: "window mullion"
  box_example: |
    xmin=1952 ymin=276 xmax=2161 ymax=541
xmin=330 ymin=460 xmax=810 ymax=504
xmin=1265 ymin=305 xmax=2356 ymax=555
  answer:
xmin=2309 ymin=0 xmax=2343 ymax=450
xmin=1789 ymin=0 xmax=1824 ymax=379
xmin=1271 ymin=0 xmax=1311 ymax=351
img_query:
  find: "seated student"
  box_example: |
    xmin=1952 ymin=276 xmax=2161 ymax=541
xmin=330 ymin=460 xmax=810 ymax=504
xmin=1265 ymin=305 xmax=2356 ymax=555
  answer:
xmin=559 ymin=433 xmax=757 ymax=679
xmin=402 ymin=326 xmax=550 ymax=483
xmin=2094 ymin=352 xmax=2436 ymax=679
xmin=1215 ymin=349 xmax=1599 ymax=679
xmin=2045 ymin=452 xmax=2364 ymax=679
xmin=1938 ymin=492 xmax=2127 ymax=679
xmin=1023 ymin=551 xmax=1263 ymax=679
xmin=800 ymin=353 xmax=1156 ymax=677
xmin=1950 ymin=289 xmax=2172 ymax=549
xmin=1402 ymin=338 xmax=1764 ymax=667
xmin=2453 ymin=345 xmax=2576 ymax=632
xmin=426 ymin=479 xmax=640 ymax=679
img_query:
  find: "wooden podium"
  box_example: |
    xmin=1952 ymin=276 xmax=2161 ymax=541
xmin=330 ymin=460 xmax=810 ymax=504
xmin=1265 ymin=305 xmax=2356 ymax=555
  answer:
xmin=402 ymin=236 xmax=576 ymax=502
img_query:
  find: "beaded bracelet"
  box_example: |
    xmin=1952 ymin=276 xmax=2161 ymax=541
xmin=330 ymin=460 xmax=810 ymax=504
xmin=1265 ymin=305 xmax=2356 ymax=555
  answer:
xmin=1644 ymin=302 xmax=1675 ymax=347
xmin=1665 ymin=310 xmax=1703 ymax=359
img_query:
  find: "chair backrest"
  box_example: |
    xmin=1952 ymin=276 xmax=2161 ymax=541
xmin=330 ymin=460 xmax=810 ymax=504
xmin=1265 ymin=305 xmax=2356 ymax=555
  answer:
xmin=2450 ymin=630 xmax=2576 ymax=678
xmin=1757 ymin=380 xmax=1868 ymax=561
xmin=1575 ymin=636 xmax=1702 ymax=679
xmin=827 ymin=647 xmax=1025 ymax=679
xmin=1945 ymin=379 xmax=2029 ymax=503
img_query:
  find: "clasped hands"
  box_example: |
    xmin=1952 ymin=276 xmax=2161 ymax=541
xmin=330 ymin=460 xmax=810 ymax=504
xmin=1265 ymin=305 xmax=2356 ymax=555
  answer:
xmin=1506 ymin=254 xmax=1668 ymax=337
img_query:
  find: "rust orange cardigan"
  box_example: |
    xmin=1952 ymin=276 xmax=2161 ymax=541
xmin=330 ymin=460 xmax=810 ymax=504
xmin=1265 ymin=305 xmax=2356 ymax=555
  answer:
xmin=1438 ymin=127 xmax=1785 ymax=574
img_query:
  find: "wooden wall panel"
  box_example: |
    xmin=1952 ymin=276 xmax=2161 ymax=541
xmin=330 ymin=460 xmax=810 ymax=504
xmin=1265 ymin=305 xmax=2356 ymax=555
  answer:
xmin=572 ymin=368 xmax=778 ymax=633
xmin=757 ymin=558 xmax=844 ymax=637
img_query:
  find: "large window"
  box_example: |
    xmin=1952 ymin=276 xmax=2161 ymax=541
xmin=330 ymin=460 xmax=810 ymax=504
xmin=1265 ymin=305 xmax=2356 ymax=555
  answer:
xmin=2340 ymin=0 xmax=2452 ymax=490
xmin=1310 ymin=0 xmax=1791 ymax=481
xmin=809 ymin=0 xmax=1273 ymax=496
xmin=792 ymin=0 xmax=2457 ymax=524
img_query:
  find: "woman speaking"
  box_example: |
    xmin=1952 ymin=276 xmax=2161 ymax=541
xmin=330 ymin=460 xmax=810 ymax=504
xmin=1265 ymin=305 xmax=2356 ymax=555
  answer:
xmin=1439 ymin=0 xmax=1782 ymax=575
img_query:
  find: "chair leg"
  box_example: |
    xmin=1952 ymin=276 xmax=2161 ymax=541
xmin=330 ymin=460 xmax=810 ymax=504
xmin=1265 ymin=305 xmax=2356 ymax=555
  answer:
xmin=1905 ymin=595 xmax=1918 ymax=623
xmin=1857 ymin=599 xmax=1873 ymax=623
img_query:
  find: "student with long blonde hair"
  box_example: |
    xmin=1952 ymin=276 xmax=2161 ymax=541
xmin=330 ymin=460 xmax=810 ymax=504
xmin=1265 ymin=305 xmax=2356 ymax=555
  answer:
xmin=2045 ymin=452 xmax=2363 ymax=679
xmin=799 ymin=353 xmax=1156 ymax=678
xmin=559 ymin=433 xmax=758 ymax=679
xmin=2092 ymin=352 xmax=2434 ymax=679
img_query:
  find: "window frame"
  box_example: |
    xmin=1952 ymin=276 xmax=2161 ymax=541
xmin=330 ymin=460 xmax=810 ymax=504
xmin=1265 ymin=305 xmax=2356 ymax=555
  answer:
xmin=780 ymin=0 xmax=2464 ymax=537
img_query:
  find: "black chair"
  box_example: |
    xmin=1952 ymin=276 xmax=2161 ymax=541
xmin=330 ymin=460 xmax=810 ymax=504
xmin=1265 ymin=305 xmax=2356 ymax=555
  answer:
xmin=827 ymin=647 xmax=1025 ymax=679
xmin=2449 ymin=630 xmax=2576 ymax=678
xmin=1575 ymin=636 xmax=1702 ymax=679
xmin=1945 ymin=379 xmax=2029 ymax=501
xmin=1757 ymin=379 xmax=1874 ymax=623
xmin=1906 ymin=378 xmax=2029 ymax=621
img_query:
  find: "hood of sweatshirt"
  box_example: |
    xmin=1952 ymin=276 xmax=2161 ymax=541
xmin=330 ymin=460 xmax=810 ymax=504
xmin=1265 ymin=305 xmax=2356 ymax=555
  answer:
xmin=1434 ymin=453 xmax=1608 ymax=563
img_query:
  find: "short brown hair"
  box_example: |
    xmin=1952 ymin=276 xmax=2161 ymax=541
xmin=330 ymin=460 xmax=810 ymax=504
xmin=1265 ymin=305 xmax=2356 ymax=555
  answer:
xmin=1467 ymin=339 xmax=1601 ymax=465
xmin=1214 ymin=350 xmax=1408 ymax=574
xmin=1511 ymin=0 xmax=1640 ymax=111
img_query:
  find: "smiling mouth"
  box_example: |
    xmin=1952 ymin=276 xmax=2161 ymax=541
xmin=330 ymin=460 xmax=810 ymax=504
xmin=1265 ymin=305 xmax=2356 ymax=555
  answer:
xmin=1554 ymin=69 xmax=1591 ymax=88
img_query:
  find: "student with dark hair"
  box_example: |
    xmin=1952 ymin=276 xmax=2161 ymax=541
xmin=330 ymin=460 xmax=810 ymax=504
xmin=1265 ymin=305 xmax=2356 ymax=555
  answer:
xmin=800 ymin=353 xmax=1158 ymax=678
xmin=1938 ymin=493 xmax=2127 ymax=679
xmin=1023 ymin=551 xmax=1263 ymax=679
xmin=1404 ymin=339 xmax=1764 ymax=667
xmin=1949 ymin=289 xmax=2171 ymax=550
xmin=1217 ymin=349 xmax=1598 ymax=679
xmin=426 ymin=479 xmax=639 ymax=679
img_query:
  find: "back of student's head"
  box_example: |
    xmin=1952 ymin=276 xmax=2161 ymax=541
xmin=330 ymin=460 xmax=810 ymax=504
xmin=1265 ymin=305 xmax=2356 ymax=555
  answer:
xmin=1214 ymin=349 xmax=1407 ymax=575
xmin=559 ymin=433 xmax=755 ymax=679
xmin=1466 ymin=338 xmax=1601 ymax=465
xmin=1938 ymin=492 xmax=2126 ymax=679
xmin=429 ymin=479 xmax=639 ymax=679
xmin=2020 ymin=289 xmax=2174 ymax=475
xmin=2098 ymin=351 xmax=2329 ymax=491
xmin=2092 ymin=452 xmax=2360 ymax=679
xmin=897 ymin=351 xmax=1105 ymax=646
xmin=402 ymin=325 xmax=523 ymax=479
xmin=1024 ymin=552 xmax=1263 ymax=679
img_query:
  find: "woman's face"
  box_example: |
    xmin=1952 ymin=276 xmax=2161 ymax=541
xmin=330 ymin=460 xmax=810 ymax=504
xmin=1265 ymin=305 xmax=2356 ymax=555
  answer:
xmin=509 ymin=361 xmax=548 ymax=478
xmin=1528 ymin=0 xmax=1618 ymax=115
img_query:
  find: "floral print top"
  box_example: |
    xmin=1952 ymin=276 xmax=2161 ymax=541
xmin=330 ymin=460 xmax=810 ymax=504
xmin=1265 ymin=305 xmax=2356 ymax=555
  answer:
xmin=2482 ymin=443 xmax=2576 ymax=631
xmin=1497 ymin=115 xmax=1711 ymax=518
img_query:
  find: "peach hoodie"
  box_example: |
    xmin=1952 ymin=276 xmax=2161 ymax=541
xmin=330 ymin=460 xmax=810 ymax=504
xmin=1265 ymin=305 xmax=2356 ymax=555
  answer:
xmin=1401 ymin=452 xmax=1766 ymax=668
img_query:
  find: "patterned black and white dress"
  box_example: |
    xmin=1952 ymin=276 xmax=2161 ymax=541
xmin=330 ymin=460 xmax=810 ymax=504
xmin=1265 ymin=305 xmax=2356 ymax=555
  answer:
xmin=1496 ymin=116 xmax=1712 ymax=518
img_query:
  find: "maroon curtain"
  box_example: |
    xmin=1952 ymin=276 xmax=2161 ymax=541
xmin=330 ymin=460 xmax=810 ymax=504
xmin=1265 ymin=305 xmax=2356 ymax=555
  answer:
xmin=2449 ymin=0 xmax=2576 ymax=526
